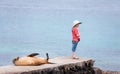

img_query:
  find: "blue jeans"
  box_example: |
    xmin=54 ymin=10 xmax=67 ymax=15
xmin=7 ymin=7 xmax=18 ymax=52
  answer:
xmin=72 ymin=41 xmax=78 ymax=52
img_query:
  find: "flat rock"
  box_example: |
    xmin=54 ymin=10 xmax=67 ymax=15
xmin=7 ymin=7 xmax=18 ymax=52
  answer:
xmin=0 ymin=56 xmax=94 ymax=74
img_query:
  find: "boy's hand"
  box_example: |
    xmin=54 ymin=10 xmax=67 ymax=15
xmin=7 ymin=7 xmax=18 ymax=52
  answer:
xmin=78 ymin=38 xmax=80 ymax=42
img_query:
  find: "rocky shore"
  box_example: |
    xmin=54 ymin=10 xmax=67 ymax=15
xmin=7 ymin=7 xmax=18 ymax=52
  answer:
xmin=0 ymin=56 xmax=119 ymax=74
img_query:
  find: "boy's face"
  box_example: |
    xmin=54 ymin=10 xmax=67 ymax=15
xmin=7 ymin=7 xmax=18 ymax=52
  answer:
xmin=76 ymin=24 xmax=80 ymax=27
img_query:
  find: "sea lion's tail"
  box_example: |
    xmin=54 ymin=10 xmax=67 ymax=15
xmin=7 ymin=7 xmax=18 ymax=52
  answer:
xmin=46 ymin=53 xmax=49 ymax=60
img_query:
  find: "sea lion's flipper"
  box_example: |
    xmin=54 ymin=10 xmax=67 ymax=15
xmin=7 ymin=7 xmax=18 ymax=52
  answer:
xmin=46 ymin=53 xmax=49 ymax=60
xmin=27 ymin=53 xmax=39 ymax=57
xmin=48 ymin=62 xmax=55 ymax=64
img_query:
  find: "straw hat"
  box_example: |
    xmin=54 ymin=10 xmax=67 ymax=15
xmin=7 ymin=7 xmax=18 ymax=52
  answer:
xmin=73 ymin=20 xmax=82 ymax=27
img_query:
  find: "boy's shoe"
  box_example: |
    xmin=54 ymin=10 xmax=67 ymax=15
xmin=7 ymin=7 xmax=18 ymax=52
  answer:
xmin=72 ymin=57 xmax=79 ymax=59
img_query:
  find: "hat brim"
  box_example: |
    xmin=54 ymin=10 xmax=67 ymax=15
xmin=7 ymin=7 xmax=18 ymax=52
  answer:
xmin=75 ymin=22 xmax=82 ymax=25
xmin=73 ymin=22 xmax=82 ymax=27
xmin=78 ymin=22 xmax=82 ymax=24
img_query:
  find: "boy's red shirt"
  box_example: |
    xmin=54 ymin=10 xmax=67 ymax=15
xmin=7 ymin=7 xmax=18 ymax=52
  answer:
xmin=72 ymin=27 xmax=79 ymax=42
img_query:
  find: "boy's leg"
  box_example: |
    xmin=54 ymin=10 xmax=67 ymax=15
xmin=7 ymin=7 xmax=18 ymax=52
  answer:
xmin=72 ymin=41 xmax=78 ymax=58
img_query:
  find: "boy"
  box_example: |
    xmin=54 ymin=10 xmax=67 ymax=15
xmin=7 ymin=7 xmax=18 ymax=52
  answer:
xmin=72 ymin=20 xmax=82 ymax=59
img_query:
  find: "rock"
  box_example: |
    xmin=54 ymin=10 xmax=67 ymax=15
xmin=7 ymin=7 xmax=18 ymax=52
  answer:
xmin=0 ymin=56 xmax=119 ymax=74
xmin=102 ymin=70 xmax=120 ymax=74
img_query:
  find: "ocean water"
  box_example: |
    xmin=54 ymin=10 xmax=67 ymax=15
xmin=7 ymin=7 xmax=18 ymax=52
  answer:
xmin=0 ymin=0 xmax=120 ymax=71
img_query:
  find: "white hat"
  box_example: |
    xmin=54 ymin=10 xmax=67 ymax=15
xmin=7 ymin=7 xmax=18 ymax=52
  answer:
xmin=73 ymin=20 xmax=82 ymax=27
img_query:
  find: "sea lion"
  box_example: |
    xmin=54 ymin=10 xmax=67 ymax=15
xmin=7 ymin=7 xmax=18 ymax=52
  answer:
xmin=13 ymin=53 xmax=49 ymax=66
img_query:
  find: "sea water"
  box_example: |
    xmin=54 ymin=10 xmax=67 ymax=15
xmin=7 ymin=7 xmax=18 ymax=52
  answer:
xmin=0 ymin=0 xmax=120 ymax=71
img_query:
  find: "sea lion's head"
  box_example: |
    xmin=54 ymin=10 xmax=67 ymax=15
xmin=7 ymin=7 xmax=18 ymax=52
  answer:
xmin=13 ymin=57 xmax=19 ymax=64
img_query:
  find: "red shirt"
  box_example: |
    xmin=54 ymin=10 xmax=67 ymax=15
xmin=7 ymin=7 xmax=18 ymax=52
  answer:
xmin=72 ymin=27 xmax=80 ymax=42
